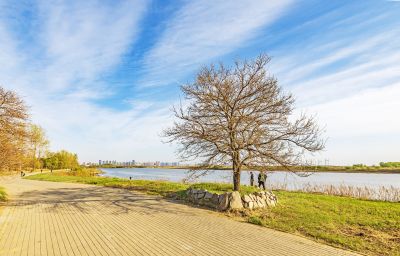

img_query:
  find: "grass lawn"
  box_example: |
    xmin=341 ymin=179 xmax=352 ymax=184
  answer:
xmin=0 ymin=187 xmax=7 ymax=202
xmin=26 ymin=172 xmax=400 ymax=256
xmin=246 ymin=191 xmax=400 ymax=256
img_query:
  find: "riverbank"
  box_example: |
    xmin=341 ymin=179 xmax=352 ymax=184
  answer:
xmin=99 ymin=167 xmax=400 ymax=201
xmin=96 ymin=165 xmax=400 ymax=174
xmin=26 ymin=172 xmax=400 ymax=256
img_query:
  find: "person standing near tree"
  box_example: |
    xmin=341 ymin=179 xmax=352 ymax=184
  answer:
xmin=250 ymin=172 xmax=254 ymax=186
xmin=258 ymin=171 xmax=266 ymax=190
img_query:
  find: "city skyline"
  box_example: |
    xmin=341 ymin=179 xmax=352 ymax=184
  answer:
xmin=82 ymin=159 xmax=181 ymax=167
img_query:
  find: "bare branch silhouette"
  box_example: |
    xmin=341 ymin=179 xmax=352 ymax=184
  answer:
xmin=163 ymin=54 xmax=325 ymax=190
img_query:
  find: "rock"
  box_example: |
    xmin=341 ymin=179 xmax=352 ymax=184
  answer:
xmin=252 ymin=201 xmax=259 ymax=209
xmin=191 ymin=189 xmax=199 ymax=194
xmin=260 ymin=193 xmax=267 ymax=200
xmin=204 ymin=200 xmax=216 ymax=208
xmin=266 ymin=198 xmax=276 ymax=207
xmin=242 ymin=195 xmax=252 ymax=203
xmin=253 ymin=198 xmax=262 ymax=208
xmin=186 ymin=188 xmax=277 ymax=211
xmin=218 ymin=193 xmax=230 ymax=211
xmin=211 ymin=194 xmax=219 ymax=205
xmin=228 ymin=191 xmax=243 ymax=210
xmin=204 ymin=192 xmax=213 ymax=200
xmin=196 ymin=192 xmax=206 ymax=200
xmin=258 ymin=198 xmax=266 ymax=208
xmin=266 ymin=196 xmax=276 ymax=207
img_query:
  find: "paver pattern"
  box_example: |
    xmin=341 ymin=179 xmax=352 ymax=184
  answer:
xmin=0 ymin=177 xmax=359 ymax=255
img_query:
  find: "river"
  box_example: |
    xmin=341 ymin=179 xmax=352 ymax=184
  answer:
xmin=100 ymin=167 xmax=400 ymax=190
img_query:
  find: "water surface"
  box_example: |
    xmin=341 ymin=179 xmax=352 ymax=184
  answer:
xmin=100 ymin=167 xmax=400 ymax=190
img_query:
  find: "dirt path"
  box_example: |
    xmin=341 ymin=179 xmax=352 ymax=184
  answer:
xmin=0 ymin=177 xmax=359 ymax=255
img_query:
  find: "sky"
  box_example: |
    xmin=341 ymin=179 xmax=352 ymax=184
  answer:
xmin=0 ymin=0 xmax=399 ymax=165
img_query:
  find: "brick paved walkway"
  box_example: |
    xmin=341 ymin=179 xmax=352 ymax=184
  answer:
xmin=0 ymin=177 xmax=359 ymax=255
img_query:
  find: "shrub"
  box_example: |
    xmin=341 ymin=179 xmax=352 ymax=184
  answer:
xmin=379 ymin=162 xmax=400 ymax=168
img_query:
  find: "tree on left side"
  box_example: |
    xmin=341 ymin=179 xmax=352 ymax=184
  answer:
xmin=0 ymin=86 xmax=29 ymax=172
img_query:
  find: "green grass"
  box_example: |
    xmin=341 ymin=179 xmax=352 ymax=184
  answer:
xmin=0 ymin=187 xmax=7 ymax=202
xmin=25 ymin=172 xmax=259 ymax=197
xmin=25 ymin=172 xmax=188 ymax=196
xmin=246 ymin=191 xmax=400 ymax=256
xmin=190 ymin=182 xmax=259 ymax=195
xmin=26 ymin=172 xmax=400 ymax=255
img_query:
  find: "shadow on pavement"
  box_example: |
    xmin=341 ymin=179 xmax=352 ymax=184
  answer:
xmin=14 ymin=186 xmax=196 ymax=216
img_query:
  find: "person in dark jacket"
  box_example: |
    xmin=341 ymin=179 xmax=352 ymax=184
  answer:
xmin=258 ymin=171 xmax=266 ymax=190
xmin=250 ymin=172 xmax=254 ymax=186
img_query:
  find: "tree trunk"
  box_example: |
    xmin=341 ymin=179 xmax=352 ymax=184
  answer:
xmin=32 ymin=146 xmax=36 ymax=172
xmin=233 ymin=168 xmax=241 ymax=191
xmin=232 ymin=151 xmax=241 ymax=191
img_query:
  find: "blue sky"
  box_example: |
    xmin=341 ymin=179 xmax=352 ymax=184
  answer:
xmin=1 ymin=0 xmax=399 ymax=165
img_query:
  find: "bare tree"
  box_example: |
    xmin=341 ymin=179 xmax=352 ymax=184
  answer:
xmin=0 ymin=86 xmax=29 ymax=171
xmin=163 ymin=54 xmax=325 ymax=191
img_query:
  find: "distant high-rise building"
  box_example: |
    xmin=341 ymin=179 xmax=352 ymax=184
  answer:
xmin=99 ymin=160 xmax=102 ymax=165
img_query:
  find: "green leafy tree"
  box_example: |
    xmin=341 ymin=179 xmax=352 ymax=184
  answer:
xmin=43 ymin=152 xmax=59 ymax=171
xmin=28 ymin=124 xmax=49 ymax=171
xmin=43 ymin=150 xmax=79 ymax=170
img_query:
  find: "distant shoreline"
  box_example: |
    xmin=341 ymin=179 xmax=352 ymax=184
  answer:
xmin=95 ymin=165 xmax=400 ymax=174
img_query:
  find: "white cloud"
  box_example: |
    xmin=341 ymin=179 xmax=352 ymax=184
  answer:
xmin=35 ymin=0 xmax=147 ymax=93
xmin=273 ymin=30 xmax=400 ymax=88
xmin=140 ymin=0 xmax=293 ymax=87
xmin=307 ymin=83 xmax=400 ymax=165
xmin=269 ymin=22 xmax=400 ymax=165
xmin=0 ymin=0 xmax=166 ymax=163
xmin=309 ymin=83 xmax=400 ymax=138
xmin=30 ymin=94 xmax=176 ymax=162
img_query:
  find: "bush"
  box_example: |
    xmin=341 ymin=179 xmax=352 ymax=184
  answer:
xmin=352 ymin=164 xmax=366 ymax=168
xmin=0 ymin=187 xmax=7 ymax=202
xmin=379 ymin=162 xmax=400 ymax=168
